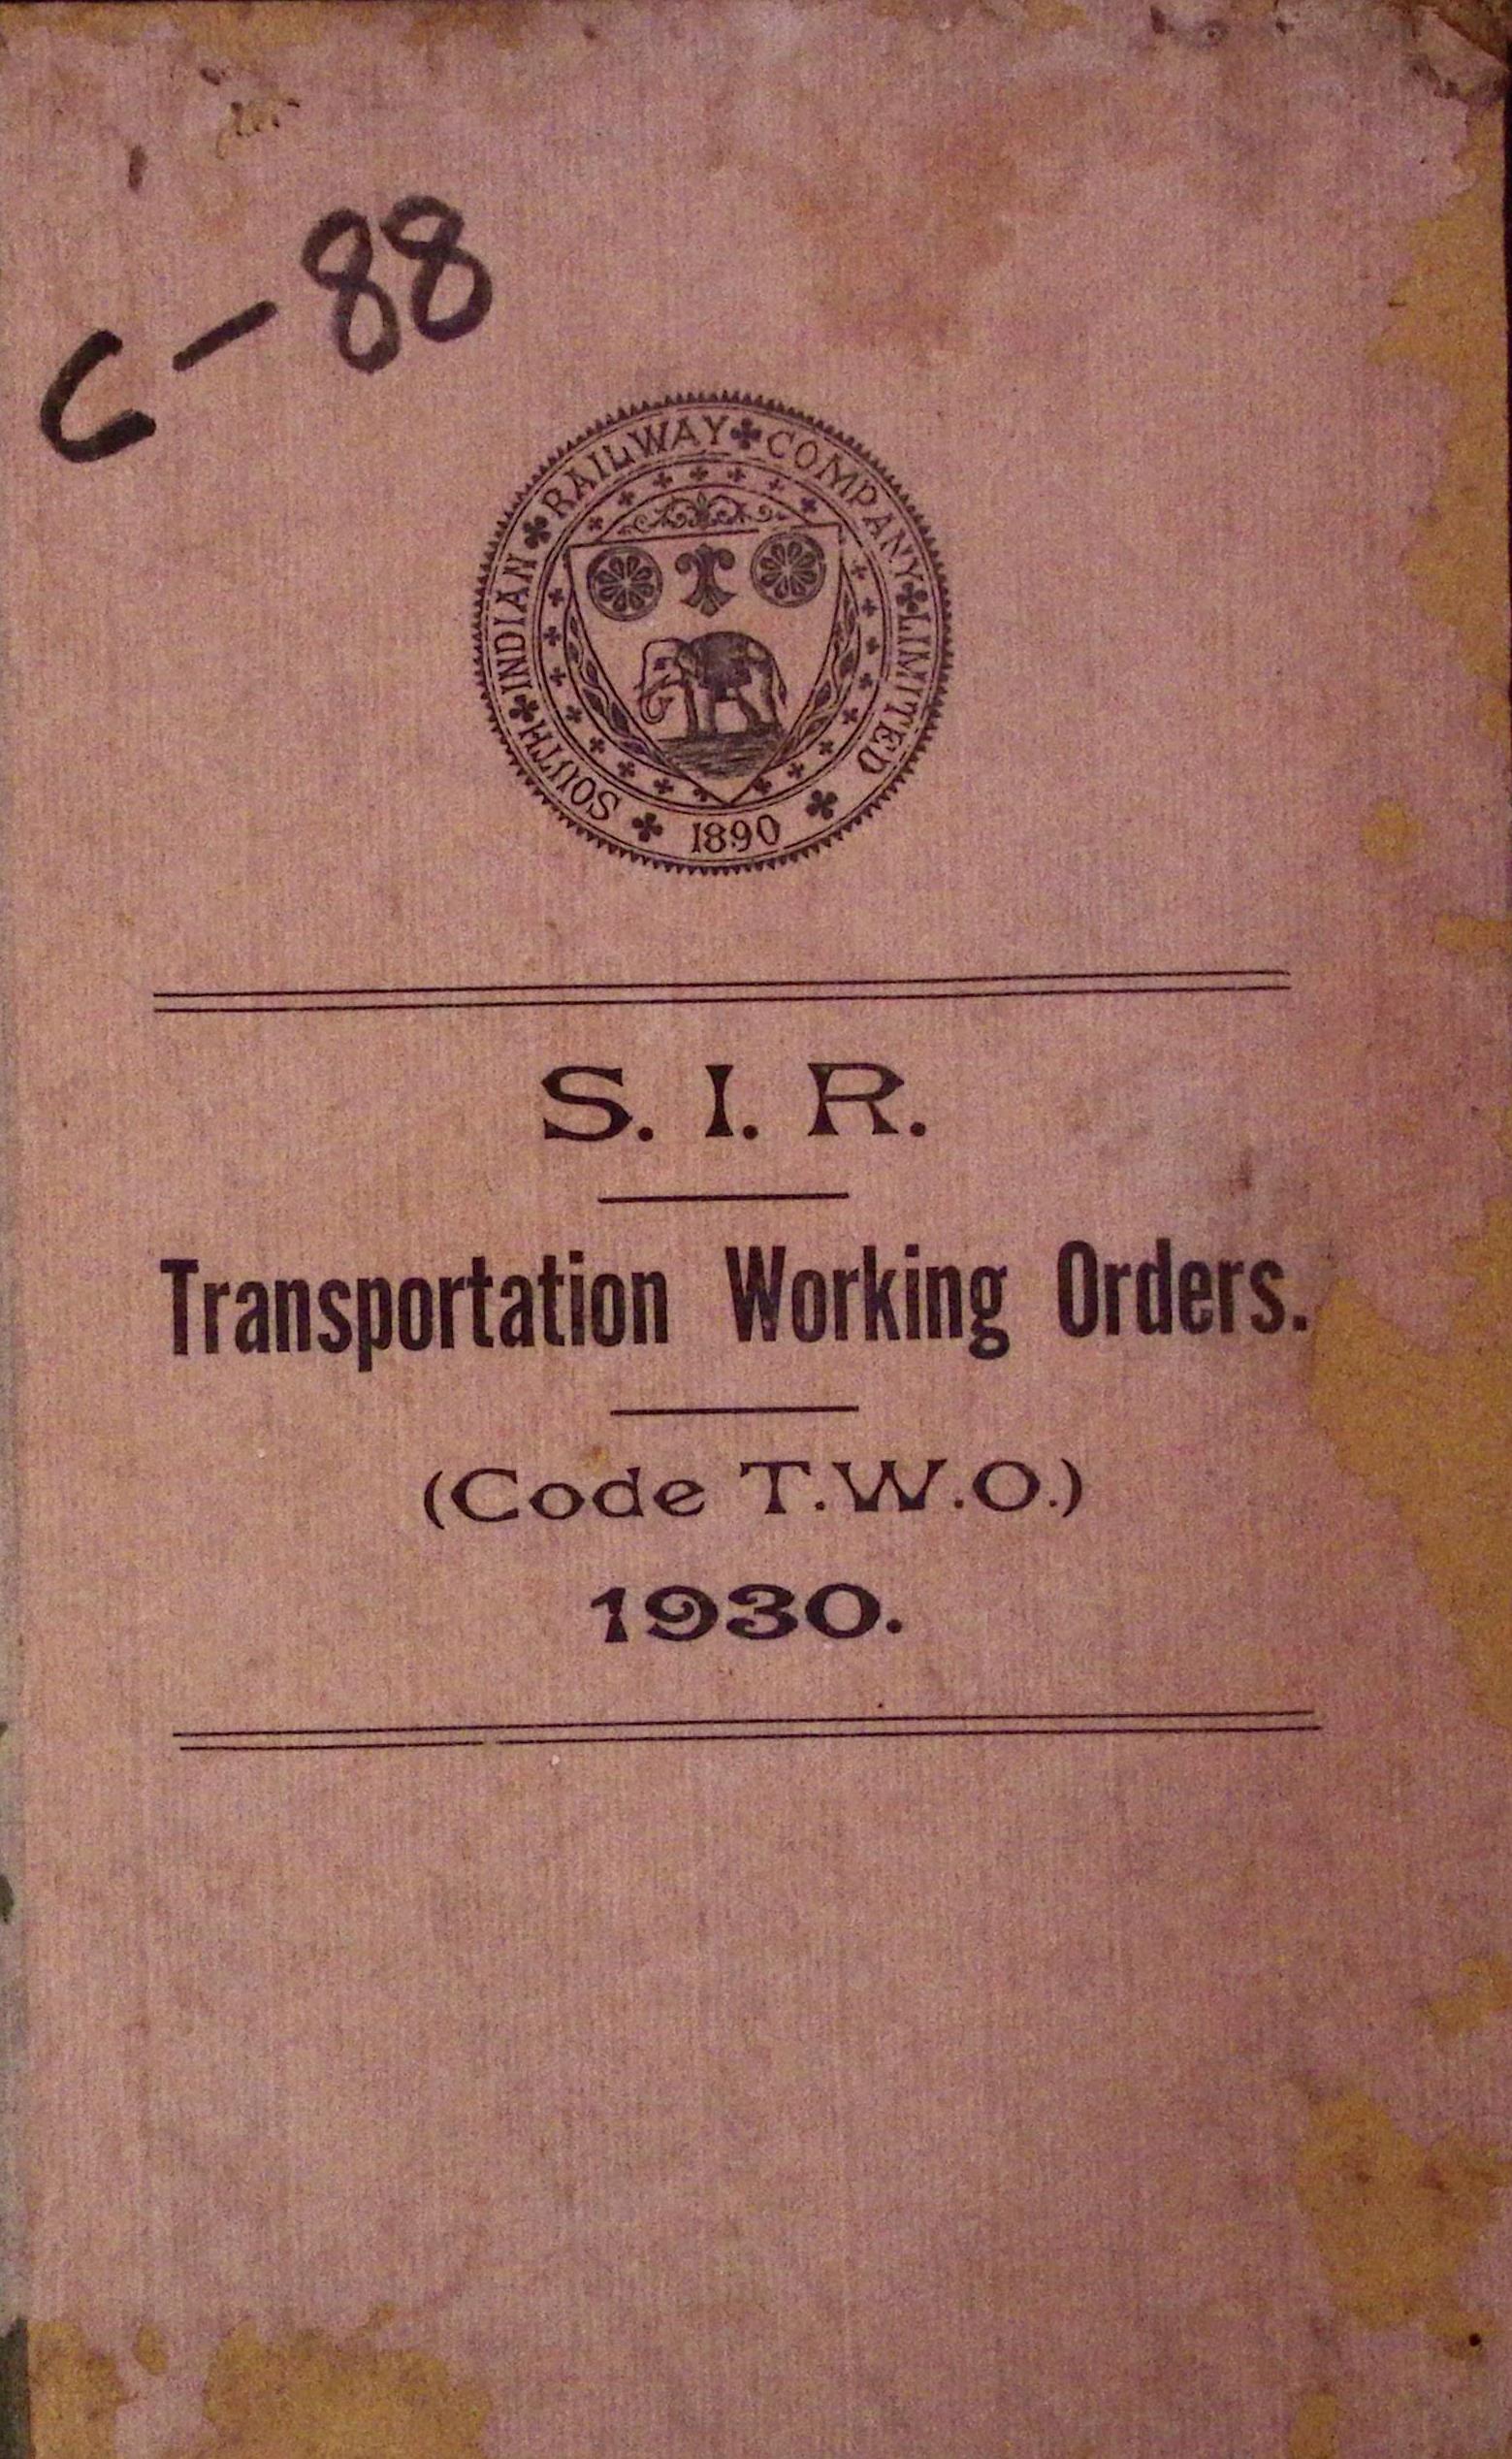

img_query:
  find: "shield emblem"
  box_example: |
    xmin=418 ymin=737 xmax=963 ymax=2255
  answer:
xmin=564 ymin=495 xmax=844 ymax=803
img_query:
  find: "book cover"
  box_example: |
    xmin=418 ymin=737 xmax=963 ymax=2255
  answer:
xmin=0 ymin=3 xmax=1507 ymax=2451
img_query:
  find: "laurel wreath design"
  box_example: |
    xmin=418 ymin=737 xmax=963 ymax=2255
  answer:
xmin=562 ymin=589 xmax=656 ymax=761
xmin=757 ymin=567 xmax=863 ymax=775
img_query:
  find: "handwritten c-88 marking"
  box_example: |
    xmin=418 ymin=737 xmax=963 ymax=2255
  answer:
xmin=40 ymin=192 xmax=493 ymax=464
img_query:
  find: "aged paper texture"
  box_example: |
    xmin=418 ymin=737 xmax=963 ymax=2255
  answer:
xmin=0 ymin=2 xmax=1509 ymax=2452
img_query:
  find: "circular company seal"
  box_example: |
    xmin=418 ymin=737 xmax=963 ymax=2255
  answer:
xmin=473 ymin=395 xmax=949 ymax=873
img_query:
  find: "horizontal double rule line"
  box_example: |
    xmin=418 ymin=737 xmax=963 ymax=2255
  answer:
xmin=152 ymin=965 xmax=1290 ymax=1019
xmin=177 ymin=1706 xmax=1322 ymax=1754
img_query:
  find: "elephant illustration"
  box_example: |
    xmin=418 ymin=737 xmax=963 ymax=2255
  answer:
xmin=637 ymin=631 xmax=787 ymax=739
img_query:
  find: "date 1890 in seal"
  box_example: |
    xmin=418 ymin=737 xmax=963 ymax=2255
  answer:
xmin=473 ymin=395 xmax=949 ymax=873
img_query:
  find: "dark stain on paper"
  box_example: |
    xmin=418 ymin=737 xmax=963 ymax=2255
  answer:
xmin=0 ymin=2322 xmax=30 ymax=2459
xmin=730 ymin=65 xmax=1098 ymax=360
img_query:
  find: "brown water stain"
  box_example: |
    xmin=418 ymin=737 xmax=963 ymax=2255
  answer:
xmin=173 ymin=2321 xmax=492 ymax=2459
xmin=1310 ymin=1189 xmax=1512 ymax=1730
xmin=1310 ymin=97 xmax=1510 ymax=1738
xmin=1435 ymin=912 xmax=1512 ymax=958
xmin=131 ymin=2326 xmax=170 ymax=2379
xmin=29 ymin=2325 xmax=127 ymax=2459
xmin=1019 ymin=0 xmax=1086 ymax=28
xmin=1376 ymin=104 xmax=1509 ymax=744
xmin=1286 ymin=2387 xmax=1340 ymax=2459
xmin=749 ymin=67 xmax=1098 ymax=360
xmin=732 ymin=0 xmax=1460 ymax=361
xmin=1295 ymin=2088 xmax=1510 ymax=2354
xmin=1425 ymin=1954 xmax=1512 ymax=2036
xmin=0 ymin=0 xmax=534 ymax=66
xmin=1361 ymin=797 xmax=1424 ymax=864
xmin=27 ymin=2315 xmax=492 ymax=2459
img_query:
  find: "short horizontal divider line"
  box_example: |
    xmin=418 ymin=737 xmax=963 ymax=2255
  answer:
xmin=598 ymin=1189 xmax=851 ymax=1206
xmin=153 ymin=966 xmax=1290 ymax=1018
xmin=608 ymin=1402 xmax=859 ymax=1418
xmin=177 ymin=1707 xmax=1322 ymax=1753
